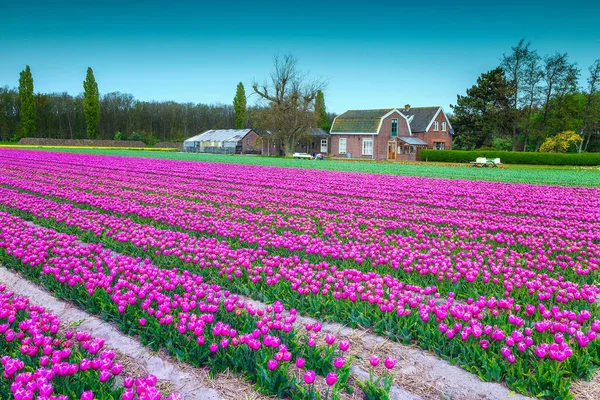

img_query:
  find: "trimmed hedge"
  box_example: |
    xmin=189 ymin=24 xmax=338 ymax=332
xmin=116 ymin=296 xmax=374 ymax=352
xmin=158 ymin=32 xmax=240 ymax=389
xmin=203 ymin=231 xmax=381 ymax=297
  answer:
xmin=421 ymin=150 xmax=600 ymax=166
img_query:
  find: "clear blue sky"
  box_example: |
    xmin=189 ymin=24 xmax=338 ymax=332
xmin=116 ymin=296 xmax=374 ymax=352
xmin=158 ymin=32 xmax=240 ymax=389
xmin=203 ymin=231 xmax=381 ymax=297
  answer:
xmin=1 ymin=0 xmax=599 ymax=114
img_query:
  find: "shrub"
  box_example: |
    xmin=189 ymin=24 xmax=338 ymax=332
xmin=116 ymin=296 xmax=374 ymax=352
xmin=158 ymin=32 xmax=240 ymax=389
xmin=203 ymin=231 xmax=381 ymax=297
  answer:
xmin=540 ymin=131 xmax=583 ymax=153
xmin=128 ymin=132 xmax=142 ymax=141
xmin=491 ymin=138 xmax=513 ymax=151
xmin=421 ymin=149 xmax=600 ymax=166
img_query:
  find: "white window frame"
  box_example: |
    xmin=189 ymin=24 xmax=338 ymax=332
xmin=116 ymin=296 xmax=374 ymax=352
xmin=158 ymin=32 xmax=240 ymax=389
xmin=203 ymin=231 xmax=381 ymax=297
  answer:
xmin=339 ymin=138 xmax=347 ymax=154
xmin=433 ymin=121 xmax=439 ymax=131
xmin=409 ymin=145 xmax=416 ymax=154
xmin=320 ymin=139 xmax=328 ymax=152
xmin=441 ymin=121 xmax=447 ymax=131
xmin=434 ymin=142 xmax=445 ymax=150
xmin=362 ymin=139 xmax=373 ymax=156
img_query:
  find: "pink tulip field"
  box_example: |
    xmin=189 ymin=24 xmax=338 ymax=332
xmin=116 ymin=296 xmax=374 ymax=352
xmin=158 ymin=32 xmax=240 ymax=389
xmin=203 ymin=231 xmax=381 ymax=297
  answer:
xmin=0 ymin=148 xmax=599 ymax=399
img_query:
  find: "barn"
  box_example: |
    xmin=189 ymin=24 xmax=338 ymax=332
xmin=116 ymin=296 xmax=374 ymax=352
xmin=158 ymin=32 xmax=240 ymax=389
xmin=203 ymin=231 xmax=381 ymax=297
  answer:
xmin=183 ymin=129 xmax=260 ymax=154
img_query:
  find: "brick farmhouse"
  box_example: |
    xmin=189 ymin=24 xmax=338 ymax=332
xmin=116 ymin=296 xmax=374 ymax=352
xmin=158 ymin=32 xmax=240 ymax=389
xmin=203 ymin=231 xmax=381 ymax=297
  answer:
xmin=330 ymin=106 xmax=453 ymax=161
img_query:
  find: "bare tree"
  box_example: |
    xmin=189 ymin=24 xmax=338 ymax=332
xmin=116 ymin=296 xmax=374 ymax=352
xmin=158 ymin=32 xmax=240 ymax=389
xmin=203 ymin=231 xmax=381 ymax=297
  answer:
xmin=252 ymin=54 xmax=326 ymax=155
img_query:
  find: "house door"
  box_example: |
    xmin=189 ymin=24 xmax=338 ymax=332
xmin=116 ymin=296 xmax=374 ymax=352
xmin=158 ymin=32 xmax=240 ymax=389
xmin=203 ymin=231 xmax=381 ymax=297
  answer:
xmin=388 ymin=142 xmax=396 ymax=160
xmin=320 ymin=139 xmax=328 ymax=153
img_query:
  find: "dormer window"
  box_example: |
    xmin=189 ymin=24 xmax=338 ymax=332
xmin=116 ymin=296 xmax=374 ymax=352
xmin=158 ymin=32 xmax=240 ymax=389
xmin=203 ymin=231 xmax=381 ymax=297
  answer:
xmin=391 ymin=119 xmax=398 ymax=137
xmin=442 ymin=122 xmax=447 ymax=131
xmin=433 ymin=121 xmax=439 ymax=131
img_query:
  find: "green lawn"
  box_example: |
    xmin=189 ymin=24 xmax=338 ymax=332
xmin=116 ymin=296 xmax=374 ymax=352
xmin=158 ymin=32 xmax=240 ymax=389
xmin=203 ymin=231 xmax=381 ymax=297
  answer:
xmin=6 ymin=147 xmax=600 ymax=187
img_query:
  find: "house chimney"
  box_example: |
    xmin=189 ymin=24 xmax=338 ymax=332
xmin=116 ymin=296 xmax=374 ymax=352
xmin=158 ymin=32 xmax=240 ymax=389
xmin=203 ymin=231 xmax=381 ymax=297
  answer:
xmin=404 ymin=104 xmax=411 ymax=112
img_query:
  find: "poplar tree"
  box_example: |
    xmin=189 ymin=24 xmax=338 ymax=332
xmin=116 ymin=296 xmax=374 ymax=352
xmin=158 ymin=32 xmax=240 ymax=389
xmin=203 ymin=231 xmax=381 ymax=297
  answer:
xmin=83 ymin=67 xmax=100 ymax=139
xmin=314 ymin=90 xmax=328 ymax=130
xmin=17 ymin=65 xmax=36 ymax=140
xmin=233 ymin=82 xmax=247 ymax=129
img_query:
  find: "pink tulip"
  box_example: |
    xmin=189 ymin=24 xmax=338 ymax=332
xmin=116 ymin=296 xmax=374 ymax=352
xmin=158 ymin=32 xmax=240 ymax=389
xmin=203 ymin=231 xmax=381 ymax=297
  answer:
xmin=267 ymin=359 xmax=278 ymax=371
xmin=338 ymin=340 xmax=350 ymax=352
xmin=111 ymin=363 xmax=123 ymax=376
xmin=81 ymin=391 xmax=94 ymax=400
xmin=369 ymin=355 xmax=380 ymax=367
xmin=325 ymin=333 xmax=336 ymax=345
xmin=326 ymin=371 xmax=338 ymax=386
xmin=99 ymin=370 xmax=111 ymax=383
xmin=384 ymin=357 xmax=396 ymax=369
xmin=303 ymin=370 xmax=316 ymax=385
xmin=333 ymin=357 xmax=346 ymax=369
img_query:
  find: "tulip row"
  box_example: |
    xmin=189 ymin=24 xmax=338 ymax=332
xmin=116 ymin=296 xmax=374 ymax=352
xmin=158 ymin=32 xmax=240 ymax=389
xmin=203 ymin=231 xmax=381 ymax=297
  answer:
xmin=0 ymin=284 xmax=180 ymax=400
xmin=0 ymin=210 xmax=396 ymax=399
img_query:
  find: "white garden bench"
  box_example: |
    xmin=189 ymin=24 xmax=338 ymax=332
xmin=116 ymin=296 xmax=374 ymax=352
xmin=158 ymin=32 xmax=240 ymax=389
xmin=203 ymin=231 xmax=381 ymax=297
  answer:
xmin=293 ymin=152 xmax=313 ymax=159
xmin=470 ymin=157 xmax=502 ymax=167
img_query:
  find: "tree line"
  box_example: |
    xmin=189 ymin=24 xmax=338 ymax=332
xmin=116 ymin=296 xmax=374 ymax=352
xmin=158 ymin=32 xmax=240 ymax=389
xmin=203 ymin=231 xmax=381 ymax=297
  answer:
xmin=451 ymin=40 xmax=600 ymax=152
xmin=1 ymin=60 xmax=333 ymax=149
xmin=0 ymin=67 xmax=241 ymax=144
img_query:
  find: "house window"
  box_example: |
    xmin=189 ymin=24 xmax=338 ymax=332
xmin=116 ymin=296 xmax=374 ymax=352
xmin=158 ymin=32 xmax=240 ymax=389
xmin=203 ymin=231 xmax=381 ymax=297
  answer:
xmin=339 ymin=138 xmax=347 ymax=154
xmin=434 ymin=142 xmax=445 ymax=150
xmin=362 ymin=139 xmax=373 ymax=156
xmin=320 ymin=139 xmax=328 ymax=153
xmin=410 ymin=145 xmax=416 ymax=154
xmin=433 ymin=121 xmax=439 ymax=131
xmin=442 ymin=121 xmax=447 ymax=131
xmin=391 ymin=118 xmax=398 ymax=137
xmin=246 ymin=138 xmax=250 ymax=145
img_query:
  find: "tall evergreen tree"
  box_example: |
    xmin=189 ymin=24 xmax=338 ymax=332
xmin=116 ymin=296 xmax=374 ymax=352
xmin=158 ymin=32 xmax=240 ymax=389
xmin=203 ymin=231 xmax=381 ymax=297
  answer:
xmin=83 ymin=67 xmax=100 ymax=139
xmin=17 ymin=65 xmax=36 ymax=140
xmin=450 ymin=67 xmax=512 ymax=149
xmin=233 ymin=82 xmax=247 ymax=129
xmin=314 ymin=90 xmax=329 ymax=130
